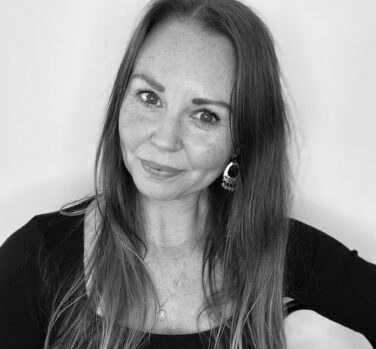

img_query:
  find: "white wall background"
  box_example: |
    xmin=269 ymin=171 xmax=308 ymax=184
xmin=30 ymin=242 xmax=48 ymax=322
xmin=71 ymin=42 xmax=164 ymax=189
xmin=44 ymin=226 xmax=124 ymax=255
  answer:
xmin=0 ymin=0 xmax=375 ymax=347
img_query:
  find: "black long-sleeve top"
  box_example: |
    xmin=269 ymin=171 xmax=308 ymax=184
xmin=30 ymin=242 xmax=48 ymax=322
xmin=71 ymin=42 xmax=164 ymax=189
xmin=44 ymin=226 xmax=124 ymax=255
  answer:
xmin=0 ymin=202 xmax=375 ymax=348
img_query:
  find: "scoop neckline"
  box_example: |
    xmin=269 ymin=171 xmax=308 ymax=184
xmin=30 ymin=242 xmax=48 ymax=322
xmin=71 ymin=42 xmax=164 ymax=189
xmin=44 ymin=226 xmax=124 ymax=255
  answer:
xmin=144 ymin=328 xmax=214 ymax=338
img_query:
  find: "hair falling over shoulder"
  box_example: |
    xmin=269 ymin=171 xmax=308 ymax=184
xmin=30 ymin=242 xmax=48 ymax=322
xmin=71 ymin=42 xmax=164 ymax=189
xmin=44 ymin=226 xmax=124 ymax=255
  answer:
xmin=43 ymin=0 xmax=291 ymax=348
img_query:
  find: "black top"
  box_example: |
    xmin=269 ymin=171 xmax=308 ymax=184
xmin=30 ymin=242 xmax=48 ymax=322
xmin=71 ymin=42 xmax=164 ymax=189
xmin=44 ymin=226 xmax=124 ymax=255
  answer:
xmin=1 ymin=201 xmax=376 ymax=348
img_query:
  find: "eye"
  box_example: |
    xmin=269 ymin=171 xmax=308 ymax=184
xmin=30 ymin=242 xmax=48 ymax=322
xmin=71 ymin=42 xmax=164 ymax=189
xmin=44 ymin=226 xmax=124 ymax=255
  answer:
xmin=193 ymin=110 xmax=220 ymax=125
xmin=135 ymin=89 xmax=161 ymax=107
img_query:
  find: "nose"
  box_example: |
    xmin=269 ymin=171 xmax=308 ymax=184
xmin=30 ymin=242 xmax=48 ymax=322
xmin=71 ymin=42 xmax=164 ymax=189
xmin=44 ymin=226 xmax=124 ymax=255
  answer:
xmin=150 ymin=111 xmax=183 ymax=151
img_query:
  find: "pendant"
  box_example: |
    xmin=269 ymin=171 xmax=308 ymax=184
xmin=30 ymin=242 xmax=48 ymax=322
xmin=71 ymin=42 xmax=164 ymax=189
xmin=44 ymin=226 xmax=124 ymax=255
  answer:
xmin=157 ymin=309 xmax=167 ymax=321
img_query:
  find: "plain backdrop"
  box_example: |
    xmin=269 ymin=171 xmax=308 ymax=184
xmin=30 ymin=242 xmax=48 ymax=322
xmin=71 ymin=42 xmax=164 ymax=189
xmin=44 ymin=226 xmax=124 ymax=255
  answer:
xmin=0 ymin=0 xmax=375 ymax=347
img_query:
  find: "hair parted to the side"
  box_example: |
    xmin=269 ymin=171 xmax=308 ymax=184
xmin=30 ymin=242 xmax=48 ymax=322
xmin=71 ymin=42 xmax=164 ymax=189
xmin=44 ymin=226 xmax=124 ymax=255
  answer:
xmin=44 ymin=0 xmax=291 ymax=348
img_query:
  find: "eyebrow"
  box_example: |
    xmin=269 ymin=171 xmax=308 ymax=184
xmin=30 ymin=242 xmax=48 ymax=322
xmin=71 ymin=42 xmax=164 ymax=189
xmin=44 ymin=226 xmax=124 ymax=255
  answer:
xmin=131 ymin=73 xmax=231 ymax=111
xmin=131 ymin=73 xmax=165 ymax=92
xmin=191 ymin=98 xmax=231 ymax=111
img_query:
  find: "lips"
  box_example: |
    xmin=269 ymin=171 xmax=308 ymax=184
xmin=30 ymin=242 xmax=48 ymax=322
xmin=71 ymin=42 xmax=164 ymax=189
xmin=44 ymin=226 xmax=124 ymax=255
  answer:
xmin=140 ymin=159 xmax=183 ymax=180
xmin=140 ymin=159 xmax=181 ymax=172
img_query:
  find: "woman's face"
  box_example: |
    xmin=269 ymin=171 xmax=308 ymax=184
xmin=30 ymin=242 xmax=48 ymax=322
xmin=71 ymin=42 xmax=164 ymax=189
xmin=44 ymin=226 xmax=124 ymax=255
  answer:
xmin=119 ymin=19 xmax=235 ymax=201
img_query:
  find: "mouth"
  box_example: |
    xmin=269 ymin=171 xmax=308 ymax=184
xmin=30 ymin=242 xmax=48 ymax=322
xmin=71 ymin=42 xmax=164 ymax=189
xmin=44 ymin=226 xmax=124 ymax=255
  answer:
xmin=140 ymin=159 xmax=183 ymax=179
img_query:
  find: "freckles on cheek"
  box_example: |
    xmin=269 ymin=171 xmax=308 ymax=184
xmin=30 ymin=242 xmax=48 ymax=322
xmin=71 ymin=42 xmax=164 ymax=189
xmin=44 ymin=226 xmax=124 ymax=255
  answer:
xmin=192 ymin=141 xmax=230 ymax=171
xmin=118 ymin=107 xmax=149 ymax=150
xmin=208 ymin=143 xmax=230 ymax=167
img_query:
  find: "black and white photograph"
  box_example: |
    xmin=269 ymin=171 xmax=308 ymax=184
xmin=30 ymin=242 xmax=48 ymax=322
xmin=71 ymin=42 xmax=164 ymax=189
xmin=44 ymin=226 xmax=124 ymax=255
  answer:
xmin=0 ymin=0 xmax=375 ymax=348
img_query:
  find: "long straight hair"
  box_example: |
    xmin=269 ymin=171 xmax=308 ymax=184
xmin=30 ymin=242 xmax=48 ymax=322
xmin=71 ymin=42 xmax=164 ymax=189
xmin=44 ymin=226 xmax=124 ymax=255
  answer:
xmin=44 ymin=0 xmax=291 ymax=348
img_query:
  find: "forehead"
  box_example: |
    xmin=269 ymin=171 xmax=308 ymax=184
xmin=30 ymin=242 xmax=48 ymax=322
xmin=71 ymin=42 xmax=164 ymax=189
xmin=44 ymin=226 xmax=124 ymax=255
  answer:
xmin=133 ymin=19 xmax=235 ymax=98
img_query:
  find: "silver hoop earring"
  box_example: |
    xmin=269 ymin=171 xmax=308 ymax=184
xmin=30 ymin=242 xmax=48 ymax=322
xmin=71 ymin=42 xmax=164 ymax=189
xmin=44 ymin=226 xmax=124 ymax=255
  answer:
xmin=221 ymin=160 xmax=239 ymax=192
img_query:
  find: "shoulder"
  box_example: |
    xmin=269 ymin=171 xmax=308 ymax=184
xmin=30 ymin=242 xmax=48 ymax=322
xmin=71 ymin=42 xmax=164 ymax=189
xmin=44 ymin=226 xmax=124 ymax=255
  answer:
xmin=285 ymin=218 xmax=375 ymax=297
xmin=1 ymin=208 xmax=81 ymax=262
xmin=285 ymin=218 xmax=341 ymax=294
xmin=0 ymin=212 xmax=60 ymax=271
xmin=286 ymin=218 xmax=354 ymax=260
xmin=286 ymin=218 xmax=350 ymax=271
xmin=285 ymin=219 xmax=322 ymax=285
xmin=0 ymin=199 xmax=92 ymax=280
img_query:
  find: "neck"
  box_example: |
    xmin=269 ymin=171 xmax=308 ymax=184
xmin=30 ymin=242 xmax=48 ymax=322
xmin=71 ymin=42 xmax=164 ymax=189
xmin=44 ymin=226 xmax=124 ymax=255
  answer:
xmin=140 ymin=190 xmax=208 ymax=256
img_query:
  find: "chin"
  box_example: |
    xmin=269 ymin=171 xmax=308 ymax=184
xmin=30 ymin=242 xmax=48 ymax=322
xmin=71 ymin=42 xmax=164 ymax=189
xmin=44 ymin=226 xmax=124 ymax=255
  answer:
xmin=138 ymin=188 xmax=182 ymax=202
xmin=132 ymin=177 xmax=181 ymax=201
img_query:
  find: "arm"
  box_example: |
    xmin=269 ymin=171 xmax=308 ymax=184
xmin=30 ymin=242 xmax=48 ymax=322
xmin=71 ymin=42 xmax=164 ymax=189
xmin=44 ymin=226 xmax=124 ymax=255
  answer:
xmin=286 ymin=219 xmax=376 ymax=342
xmin=0 ymin=217 xmax=46 ymax=349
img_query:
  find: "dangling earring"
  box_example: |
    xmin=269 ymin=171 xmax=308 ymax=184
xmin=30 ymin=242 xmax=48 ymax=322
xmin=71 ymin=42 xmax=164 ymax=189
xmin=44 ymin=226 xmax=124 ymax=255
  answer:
xmin=221 ymin=159 xmax=239 ymax=192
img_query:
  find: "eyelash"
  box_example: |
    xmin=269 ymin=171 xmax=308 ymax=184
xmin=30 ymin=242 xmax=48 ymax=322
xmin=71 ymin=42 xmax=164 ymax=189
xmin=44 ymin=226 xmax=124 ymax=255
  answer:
xmin=132 ymin=88 xmax=220 ymax=126
xmin=134 ymin=88 xmax=158 ymax=108
xmin=195 ymin=109 xmax=220 ymax=126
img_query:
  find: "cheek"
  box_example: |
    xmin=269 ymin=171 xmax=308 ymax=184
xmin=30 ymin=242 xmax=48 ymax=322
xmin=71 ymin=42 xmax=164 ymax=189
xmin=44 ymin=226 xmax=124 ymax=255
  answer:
xmin=118 ymin=104 xmax=151 ymax=152
xmin=187 ymin=131 xmax=233 ymax=173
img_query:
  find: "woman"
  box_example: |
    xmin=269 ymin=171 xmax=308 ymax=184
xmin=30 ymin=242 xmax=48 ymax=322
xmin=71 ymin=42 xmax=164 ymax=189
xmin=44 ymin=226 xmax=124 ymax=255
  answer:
xmin=0 ymin=0 xmax=375 ymax=348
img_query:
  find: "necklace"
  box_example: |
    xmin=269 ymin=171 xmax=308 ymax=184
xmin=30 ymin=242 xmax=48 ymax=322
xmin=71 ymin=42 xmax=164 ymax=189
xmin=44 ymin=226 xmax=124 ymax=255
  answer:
xmin=152 ymin=240 xmax=200 ymax=321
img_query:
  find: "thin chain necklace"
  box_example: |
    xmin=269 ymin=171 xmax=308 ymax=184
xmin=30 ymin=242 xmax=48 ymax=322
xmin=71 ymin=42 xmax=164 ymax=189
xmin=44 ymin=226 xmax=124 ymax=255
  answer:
xmin=151 ymin=239 xmax=200 ymax=322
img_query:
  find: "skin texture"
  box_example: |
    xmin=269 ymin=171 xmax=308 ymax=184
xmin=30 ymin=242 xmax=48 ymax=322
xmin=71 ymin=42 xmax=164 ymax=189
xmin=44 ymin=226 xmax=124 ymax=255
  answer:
xmin=119 ymin=19 xmax=236 ymax=241
xmin=119 ymin=19 xmax=235 ymax=202
xmin=118 ymin=19 xmax=236 ymax=251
